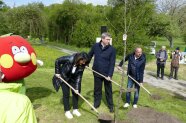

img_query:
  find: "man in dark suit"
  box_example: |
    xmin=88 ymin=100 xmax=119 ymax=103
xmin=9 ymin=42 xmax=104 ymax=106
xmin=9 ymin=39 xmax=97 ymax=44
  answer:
xmin=88 ymin=32 xmax=116 ymax=113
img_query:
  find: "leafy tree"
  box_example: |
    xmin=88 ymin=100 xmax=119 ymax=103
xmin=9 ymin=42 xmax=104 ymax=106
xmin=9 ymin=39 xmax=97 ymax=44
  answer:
xmin=6 ymin=3 xmax=47 ymax=38
xmin=154 ymin=0 xmax=183 ymax=47
xmin=46 ymin=4 xmax=62 ymax=42
xmin=0 ymin=1 xmax=10 ymax=11
xmin=47 ymin=1 xmax=82 ymax=43
xmin=107 ymin=0 xmax=155 ymax=55
xmin=0 ymin=12 xmax=10 ymax=35
xmin=146 ymin=13 xmax=180 ymax=48
xmin=0 ymin=1 xmax=10 ymax=35
xmin=71 ymin=4 xmax=112 ymax=47
xmin=175 ymin=5 xmax=186 ymax=44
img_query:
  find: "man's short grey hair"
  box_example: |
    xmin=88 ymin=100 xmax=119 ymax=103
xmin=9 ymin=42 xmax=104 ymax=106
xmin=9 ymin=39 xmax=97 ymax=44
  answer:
xmin=135 ymin=47 xmax=142 ymax=52
xmin=101 ymin=32 xmax=111 ymax=39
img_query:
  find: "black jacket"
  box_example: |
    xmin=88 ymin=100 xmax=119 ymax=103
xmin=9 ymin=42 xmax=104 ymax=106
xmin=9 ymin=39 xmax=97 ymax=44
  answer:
xmin=119 ymin=53 xmax=146 ymax=83
xmin=88 ymin=41 xmax=116 ymax=77
xmin=55 ymin=53 xmax=85 ymax=90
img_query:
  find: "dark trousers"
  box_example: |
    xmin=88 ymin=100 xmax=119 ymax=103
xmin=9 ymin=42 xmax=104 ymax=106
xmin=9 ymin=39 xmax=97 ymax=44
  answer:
xmin=170 ymin=66 xmax=179 ymax=79
xmin=61 ymin=80 xmax=81 ymax=111
xmin=126 ymin=78 xmax=140 ymax=105
xmin=157 ymin=64 xmax=165 ymax=78
xmin=94 ymin=75 xmax=113 ymax=109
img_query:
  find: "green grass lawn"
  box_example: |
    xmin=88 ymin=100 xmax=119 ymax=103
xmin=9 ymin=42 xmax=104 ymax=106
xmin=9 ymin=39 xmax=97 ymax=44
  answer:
xmin=47 ymin=42 xmax=90 ymax=53
xmin=155 ymin=37 xmax=186 ymax=51
xmin=24 ymin=44 xmax=186 ymax=123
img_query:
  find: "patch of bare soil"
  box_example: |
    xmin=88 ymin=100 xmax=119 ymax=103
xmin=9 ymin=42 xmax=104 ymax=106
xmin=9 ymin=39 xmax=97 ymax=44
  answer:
xmin=98 ymin=113 xmax=113 ymax=121
xmin=105 ymin=107 xmax=182 ymax=123
xmin=126 ymin=107 xmax=182 ymax=123
xmin=150 ymin=94 xmax=162 ymax=100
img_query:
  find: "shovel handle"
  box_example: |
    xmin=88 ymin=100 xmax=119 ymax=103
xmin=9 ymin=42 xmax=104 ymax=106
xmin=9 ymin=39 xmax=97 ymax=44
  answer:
xmin=58 ymin=76 xmax=99 ymax=113
xmin=85 ymin=66 xmax=121 ymax=87
xmin=128 ymin=75 xmax=152 ymax=96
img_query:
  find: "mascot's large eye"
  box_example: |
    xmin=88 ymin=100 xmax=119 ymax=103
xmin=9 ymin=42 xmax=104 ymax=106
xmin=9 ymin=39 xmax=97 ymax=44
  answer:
xmin=20 ymin=46 xmax=28 ymax=53
xmin=12 ymin=46 xmax=20 ymax=55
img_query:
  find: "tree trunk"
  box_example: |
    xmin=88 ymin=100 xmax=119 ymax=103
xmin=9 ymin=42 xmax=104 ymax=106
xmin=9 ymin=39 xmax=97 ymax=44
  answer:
xmin=165 ymin=34 xmax=173 ymax=48
xmin=169 ymin=38 xmax=173 ymax=48
xmin=65 ymin=35 xmax=69 ymax=44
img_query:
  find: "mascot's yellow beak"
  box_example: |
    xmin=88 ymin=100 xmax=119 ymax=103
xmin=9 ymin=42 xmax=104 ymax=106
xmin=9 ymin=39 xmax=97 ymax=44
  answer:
xmin=14 ymin=53 xmax=31 ymax=63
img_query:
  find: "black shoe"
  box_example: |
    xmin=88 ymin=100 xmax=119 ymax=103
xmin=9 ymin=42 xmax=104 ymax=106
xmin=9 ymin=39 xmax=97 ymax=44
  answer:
xmin=109 ymin=107 xmax=114 ymax=113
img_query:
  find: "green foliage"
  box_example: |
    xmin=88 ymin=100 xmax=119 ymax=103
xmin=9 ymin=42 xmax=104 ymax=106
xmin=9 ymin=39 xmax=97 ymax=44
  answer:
xmin=0 ymin=12 xmax=10 ymax=35
xmin=146 ymin=13 xmax=180 ymax=38
xmin=146 ymin=13 xmax=181 ymax=47
xmin=0 ymin=1 xmax=10 ymax=35
xmin=47 ymin=2 xmax=110 ymax=47
xmin=183 ymin=35 xmax=186 ymax=44
xmin=0 ymin=1 xmax=10 ymax=12
xmin=146 ymin=14 xmax=170 ymax=37
xmin=47 ymin=1 xmax=83 ymax=43
xmin=176 ymin=5 xmax=186 ymax=44
xmin=71 ymin=20 xmax=98 ymax=47
xmin=70 ymin=4 xmax=108 ymax=47
xmin=1 ymin=0 xmax=185 ymax=55
xmin=45 ymin=4 xmax=62 ymax=42
xmin=5 ymin=3 xmax=47 ymax=38
xmin=108 ymin=0 xmax=155 ymax=55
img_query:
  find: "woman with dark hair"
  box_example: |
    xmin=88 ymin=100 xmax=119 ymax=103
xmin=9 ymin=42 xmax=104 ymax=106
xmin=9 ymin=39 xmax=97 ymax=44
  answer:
xmin=55 ymin=52 xmax=89 ymax=119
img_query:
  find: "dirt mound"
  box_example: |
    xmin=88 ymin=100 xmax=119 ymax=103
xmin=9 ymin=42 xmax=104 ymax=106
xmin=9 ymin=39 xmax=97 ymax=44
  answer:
xmin=150 ymin=94 xmax=162 ymax=100
xmin=126 ymin=107 xmax=182 ymax=123
xmin=98 ymin=113 xmax=113 ymax=121
xmin=99 ymin=107 xmax=182 ymax=123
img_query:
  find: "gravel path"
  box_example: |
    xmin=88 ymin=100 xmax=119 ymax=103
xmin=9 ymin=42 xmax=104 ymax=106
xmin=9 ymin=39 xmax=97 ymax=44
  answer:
xmin=144 ymin=70 xmax=186 ymax=98
xmin=47 ymin=45 xmax=77 ymax=54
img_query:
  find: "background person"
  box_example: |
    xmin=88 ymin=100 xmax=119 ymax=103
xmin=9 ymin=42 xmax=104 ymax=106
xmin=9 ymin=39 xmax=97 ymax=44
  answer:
xmin=169 ymin=47 xmax=182 ymax=80
xmin=155 ymin=46 xmax=168 ymax=80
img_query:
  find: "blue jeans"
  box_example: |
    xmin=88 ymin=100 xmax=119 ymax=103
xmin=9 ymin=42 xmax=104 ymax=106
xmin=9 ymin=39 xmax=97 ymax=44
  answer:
xmin=126 ymin=78 xmax=140 ymax=105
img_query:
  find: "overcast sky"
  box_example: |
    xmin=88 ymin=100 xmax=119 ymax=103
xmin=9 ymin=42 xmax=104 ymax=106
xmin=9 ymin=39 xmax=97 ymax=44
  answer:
xmin=3 ymin=0 xmax=108 ymax=7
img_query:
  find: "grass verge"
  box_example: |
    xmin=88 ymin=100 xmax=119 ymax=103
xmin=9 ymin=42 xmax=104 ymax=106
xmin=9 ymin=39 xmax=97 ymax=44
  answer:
xmin=24 ymin=44 xmax=186 ymax=123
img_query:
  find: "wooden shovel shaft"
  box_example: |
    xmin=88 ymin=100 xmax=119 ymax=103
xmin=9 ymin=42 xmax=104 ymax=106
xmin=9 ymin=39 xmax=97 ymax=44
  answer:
xmin=85 ymin=66 xmax=121 ymax=87
xmin=58 ymin=76 xmax=99 ymax=113
xmin=128 ymin=75 xmax=152 ymax=96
